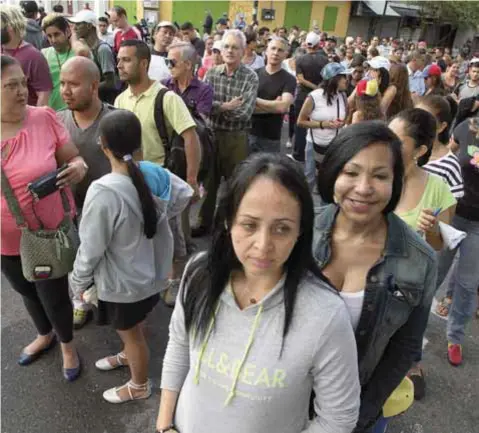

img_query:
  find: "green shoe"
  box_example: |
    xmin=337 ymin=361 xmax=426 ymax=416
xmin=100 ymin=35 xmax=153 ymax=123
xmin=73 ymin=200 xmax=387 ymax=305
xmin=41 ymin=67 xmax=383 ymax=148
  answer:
xmin=73 ymin=308 xmax=92 ymax=330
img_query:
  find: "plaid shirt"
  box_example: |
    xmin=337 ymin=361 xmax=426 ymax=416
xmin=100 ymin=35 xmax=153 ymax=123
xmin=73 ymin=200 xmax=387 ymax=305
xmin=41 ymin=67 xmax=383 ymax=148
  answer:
xmin=205 ymin=63 xmax=259 ymax=131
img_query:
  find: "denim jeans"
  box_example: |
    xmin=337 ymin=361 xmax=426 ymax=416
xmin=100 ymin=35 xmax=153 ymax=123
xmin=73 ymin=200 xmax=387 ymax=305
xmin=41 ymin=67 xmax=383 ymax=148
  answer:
xmin=436 ymin=215 xmax=479 ymax=345
xmin=304 ymin=140 xmax=316 ymax=192
xmin=248 ymin=134 xmax=281 ymax=154
xmin=372 ymin=416 xmax=389 ymax=433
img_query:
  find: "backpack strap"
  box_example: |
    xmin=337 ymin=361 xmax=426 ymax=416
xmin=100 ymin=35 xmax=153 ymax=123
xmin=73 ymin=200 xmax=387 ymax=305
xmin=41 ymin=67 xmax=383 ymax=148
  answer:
xmin=154 ymin=87 xmax=171 ymax=150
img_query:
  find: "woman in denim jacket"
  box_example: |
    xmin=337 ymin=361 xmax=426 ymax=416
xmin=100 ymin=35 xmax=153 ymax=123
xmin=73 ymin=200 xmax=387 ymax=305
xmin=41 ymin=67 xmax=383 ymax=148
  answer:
xmin=312 ymin=122 xmax=437 ymax=433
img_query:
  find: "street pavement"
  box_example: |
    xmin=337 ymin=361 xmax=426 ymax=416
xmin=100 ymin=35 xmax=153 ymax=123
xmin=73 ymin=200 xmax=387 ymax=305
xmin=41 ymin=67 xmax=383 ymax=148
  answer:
xmin=2 ymin=125 xmax=478 ymax=433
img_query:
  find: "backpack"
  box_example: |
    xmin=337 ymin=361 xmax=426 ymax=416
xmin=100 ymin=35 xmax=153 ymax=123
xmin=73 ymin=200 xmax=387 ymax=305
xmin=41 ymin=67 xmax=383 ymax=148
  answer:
xmin=154 ymin=88 xmax=214 ymax=182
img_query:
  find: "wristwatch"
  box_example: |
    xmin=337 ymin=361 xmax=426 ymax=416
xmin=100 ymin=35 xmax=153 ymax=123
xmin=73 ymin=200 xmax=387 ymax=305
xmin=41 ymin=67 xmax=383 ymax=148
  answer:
xmin=157 ymin=424 xmax=177 ymax=433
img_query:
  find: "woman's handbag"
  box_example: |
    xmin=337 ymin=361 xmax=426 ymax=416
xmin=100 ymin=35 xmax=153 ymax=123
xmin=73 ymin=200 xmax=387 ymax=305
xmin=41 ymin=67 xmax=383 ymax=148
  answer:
xmin=1 ymin=168 xmax=80 ymax=282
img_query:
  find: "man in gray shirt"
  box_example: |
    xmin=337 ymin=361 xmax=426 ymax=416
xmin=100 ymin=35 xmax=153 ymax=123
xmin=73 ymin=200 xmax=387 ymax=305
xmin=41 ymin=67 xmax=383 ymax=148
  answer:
xmin=57 ymin=56 xmax=114 ymax=329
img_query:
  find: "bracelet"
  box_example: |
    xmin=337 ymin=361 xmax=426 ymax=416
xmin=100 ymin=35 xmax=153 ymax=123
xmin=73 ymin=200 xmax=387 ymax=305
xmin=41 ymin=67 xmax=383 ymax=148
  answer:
xmin=157 ymin=424 xmax=176 ymax=433
xmin=319 ymin=121 xmax=324 ymax=129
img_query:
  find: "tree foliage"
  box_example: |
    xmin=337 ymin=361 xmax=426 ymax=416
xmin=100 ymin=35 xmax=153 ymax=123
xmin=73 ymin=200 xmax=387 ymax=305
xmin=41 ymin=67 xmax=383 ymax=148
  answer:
xmin=410 ymin=1 xmax=479 ymax=28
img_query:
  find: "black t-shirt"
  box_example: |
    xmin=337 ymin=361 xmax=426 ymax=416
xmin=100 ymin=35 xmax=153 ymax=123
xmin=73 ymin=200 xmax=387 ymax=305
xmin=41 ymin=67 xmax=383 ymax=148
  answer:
xmin=296 ymin=50 xmax=328 ymax=96
xmin=452 ymin=118 xmax=479 ymax=221
xmin=251 ymin=68 xmax=296 ymax=140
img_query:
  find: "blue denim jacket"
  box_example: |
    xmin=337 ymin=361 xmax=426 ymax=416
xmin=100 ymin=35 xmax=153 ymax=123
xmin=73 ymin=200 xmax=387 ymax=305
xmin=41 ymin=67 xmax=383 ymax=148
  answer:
xmin=312 ymin=205 xmax=437 ymax=432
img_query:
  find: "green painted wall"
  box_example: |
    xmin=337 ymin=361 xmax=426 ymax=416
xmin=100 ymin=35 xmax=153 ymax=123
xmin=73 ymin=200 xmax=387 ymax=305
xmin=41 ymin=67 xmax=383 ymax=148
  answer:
xmin=172 ymin=0 xmax=230 ymax=32
xmin=283 ymin=1 xmax=312 ymax=31
xmin=113 ymin=0 xmax=138 ymax=22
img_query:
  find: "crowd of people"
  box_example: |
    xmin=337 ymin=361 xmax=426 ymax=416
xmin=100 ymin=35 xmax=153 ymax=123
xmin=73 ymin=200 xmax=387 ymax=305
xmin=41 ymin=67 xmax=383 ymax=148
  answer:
xmin=1 ymin=2 xmax=479 ymax=433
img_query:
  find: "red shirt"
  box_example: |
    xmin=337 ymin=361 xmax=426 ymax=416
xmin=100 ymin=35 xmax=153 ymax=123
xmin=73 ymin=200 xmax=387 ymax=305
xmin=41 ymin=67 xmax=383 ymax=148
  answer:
xmin=114 ymin=26 xmax=142 ymax=53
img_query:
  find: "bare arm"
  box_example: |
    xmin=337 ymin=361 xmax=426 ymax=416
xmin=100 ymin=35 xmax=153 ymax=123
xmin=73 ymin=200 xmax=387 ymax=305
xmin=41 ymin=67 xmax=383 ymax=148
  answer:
xmin=425 ymin=205 xmax=456 ymax=251
xmin=55 ymin=142 xmax=88 ymax=186
xmin=36 ymin=91 xmax=51 ymax=107
xmin=181 ymin=127 xmax=201 ymax=196
xmin=156 ymin=390 xmax=180 ymax=432
xmin=296 ymin=73 xmax=318 ymax=90
xmin=255 ymin=92 xmax=294 ymax=114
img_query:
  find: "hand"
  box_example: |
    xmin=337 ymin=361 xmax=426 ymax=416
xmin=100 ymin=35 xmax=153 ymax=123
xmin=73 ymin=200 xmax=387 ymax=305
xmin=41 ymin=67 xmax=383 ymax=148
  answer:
xmin=223 ymin=97 xmax=243 ymax=111
xmin=187 ymin=179 xmax=200 ymax=203
xmin=324 ymin=119 xmax=344 ymax=129
xmin=56 ymin=159 xmax=87 ymax=187
xmin=417 ymin=208 xmax=439 ymax=234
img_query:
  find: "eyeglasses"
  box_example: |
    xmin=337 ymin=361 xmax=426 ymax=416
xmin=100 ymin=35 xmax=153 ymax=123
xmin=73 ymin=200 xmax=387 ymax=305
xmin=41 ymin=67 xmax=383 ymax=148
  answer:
xmin=165 ymin=58 xmax=178 ymax=68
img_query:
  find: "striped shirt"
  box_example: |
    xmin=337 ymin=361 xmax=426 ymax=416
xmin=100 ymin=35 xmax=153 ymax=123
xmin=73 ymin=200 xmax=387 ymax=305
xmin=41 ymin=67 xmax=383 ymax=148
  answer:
xmin=205 ymin=63 xmax=259 ymax=131
xmin=423 ymin=151 xmax=464 ymax=199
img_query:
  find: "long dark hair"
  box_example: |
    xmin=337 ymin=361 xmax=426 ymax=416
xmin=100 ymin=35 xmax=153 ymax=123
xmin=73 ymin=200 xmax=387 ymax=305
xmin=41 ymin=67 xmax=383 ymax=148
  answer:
xmin=99 ymin=110 xmax=158 ymax=239
xmin=321 ymin=74 xmax=345 ymax=105
xmin=391 ymin=108 xmax=437 ymax=167
xmin=318 ymin=121 xmax=404 ymax=214
xmin=377 ymin=67 xmax=390 ymax=94
xmin=387 ymin=63 xmax=413 ymax=118
xmin=418 ymin=95 xmax=454 ymax=145
xmin=182 ymin=153 xmax=328 ymax=342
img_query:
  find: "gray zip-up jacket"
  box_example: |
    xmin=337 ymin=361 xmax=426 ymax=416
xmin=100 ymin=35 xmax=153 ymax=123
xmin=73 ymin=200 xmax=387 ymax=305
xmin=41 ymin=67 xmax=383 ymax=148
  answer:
xmin=70 ymin=173 xmax=174 ymax=303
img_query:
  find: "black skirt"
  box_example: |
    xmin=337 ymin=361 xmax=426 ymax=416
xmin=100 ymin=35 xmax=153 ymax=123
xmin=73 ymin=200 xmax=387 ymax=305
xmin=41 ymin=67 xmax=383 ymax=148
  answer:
xmin=96 ymin=293 xmax=160 ymax=330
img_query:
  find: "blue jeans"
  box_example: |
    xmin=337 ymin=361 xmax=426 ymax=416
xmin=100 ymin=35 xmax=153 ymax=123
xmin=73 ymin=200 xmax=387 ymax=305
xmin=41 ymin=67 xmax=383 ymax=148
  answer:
xmin=248 ymin=134 xmax=281 ymax=154
xmin=436 ymin=215 xmax=479 ymax=345
xmin=372 ymin=416 xmax=389 ymax=433
xmin=304 ymin=140 xmax=316 ymax=192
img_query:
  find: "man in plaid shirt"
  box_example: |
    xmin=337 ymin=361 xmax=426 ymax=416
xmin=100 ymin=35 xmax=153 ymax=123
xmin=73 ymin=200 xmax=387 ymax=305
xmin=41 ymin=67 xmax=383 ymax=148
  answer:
xmin=192 ymin=29 xmax=259 ymax=236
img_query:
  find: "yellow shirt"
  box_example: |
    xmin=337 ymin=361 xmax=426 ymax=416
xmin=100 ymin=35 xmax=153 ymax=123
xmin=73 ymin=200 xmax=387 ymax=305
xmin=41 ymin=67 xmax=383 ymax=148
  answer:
xmin=114 ymin=81 xmax=196 ymax=165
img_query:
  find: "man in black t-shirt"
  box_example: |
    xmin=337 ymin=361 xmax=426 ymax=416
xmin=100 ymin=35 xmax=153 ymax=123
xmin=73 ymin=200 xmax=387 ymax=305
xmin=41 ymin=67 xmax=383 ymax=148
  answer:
xmin=250 ymin=37 xmax=296 ymax=153
xmin=293 ymin=31 xmax=328 ymax=162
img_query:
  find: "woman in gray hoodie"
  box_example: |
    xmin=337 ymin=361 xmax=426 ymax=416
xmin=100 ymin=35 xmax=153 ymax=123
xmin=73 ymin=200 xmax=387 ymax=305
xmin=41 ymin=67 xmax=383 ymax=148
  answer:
xmin=70 ymin=110 xmax=174 ymax=404
xmin=156 ymin=153 xmax=360 ymax=433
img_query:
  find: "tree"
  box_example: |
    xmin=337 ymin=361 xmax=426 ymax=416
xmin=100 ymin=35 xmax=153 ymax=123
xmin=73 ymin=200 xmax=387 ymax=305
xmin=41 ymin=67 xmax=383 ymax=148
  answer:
xmin=410 ymin=1 xmax=479 ymax=28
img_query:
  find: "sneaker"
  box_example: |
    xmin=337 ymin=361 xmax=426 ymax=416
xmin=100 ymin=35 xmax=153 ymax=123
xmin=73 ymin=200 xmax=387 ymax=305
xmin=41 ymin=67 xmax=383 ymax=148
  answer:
xmin=447 ymin=343 xmax=462 ymax=366
xmin=73 ymin=308 xmax=92 ymax=330
xmin=286 ymin=140 xmax=293 ymax=148
xmin=407 ymin=367 xmax=426 ymax=400
xmin=161 ymin=279 xmax=181 ymax=308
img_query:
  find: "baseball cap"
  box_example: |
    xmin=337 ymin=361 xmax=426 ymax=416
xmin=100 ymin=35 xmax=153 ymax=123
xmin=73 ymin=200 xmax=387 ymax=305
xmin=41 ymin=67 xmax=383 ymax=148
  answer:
xmin=216 ymin=18 xmax=228 ymax=26
xmin=365 ymin=56 xmax=391 ymax=71
xmin=212 ymin=40 xmax=223 ymax=51
xmin=356 ymin=79 xmax=379 ymax=97
xmin=382 ymin=377 xmax=414 ymax=418
xmin=321 ymin=62 xmax=352 ymax=81
xmin=305 ymin=32 xmax=320 ymax=47
xmin=423 ymin=64 xmax=442 ymax=78
xmin=157 ymin=21 xmax=175 ymax=30
xmin=470 ymin=57 xmax=479 ymax=65
xmin=68 ymin=10 xmax=98 ymax=26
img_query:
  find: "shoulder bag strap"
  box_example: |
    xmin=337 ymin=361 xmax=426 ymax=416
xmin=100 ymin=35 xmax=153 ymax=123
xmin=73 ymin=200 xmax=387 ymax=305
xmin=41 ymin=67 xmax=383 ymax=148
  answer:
xmin=154 ymin=87 xmax=171 ymax=149
xmin=1 ymin=167 xmax=26 ymax=227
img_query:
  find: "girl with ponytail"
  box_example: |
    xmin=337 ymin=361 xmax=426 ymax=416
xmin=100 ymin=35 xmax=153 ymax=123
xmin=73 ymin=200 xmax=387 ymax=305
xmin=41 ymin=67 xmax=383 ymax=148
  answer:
xmin=70 ymin=110 xmax=176 ymax=404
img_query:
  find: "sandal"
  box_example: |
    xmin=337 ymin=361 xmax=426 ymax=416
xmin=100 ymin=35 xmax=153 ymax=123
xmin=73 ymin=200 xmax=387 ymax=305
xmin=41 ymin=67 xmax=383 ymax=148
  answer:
xmin=407 ymin=366 xmax=426 ymax=401
xmin=436 ymin=296 xmax=452 ymax=317
xmin=95 ymin=352 xmax=127 ymax=371
xmin=103 ymin=379 xmax=152 ymax=404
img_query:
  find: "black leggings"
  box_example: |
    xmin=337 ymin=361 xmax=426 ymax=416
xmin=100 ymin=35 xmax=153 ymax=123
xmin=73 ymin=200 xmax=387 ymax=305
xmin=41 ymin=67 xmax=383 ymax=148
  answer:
xmin=1 ymin=255 xmax=73 ymax=343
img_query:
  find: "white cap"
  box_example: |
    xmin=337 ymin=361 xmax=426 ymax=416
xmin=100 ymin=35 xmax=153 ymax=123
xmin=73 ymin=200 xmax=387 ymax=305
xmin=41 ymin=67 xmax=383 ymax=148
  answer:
xmin=157 ymin=21 xmax=175 ymax=30
xmin=366 ymin=56 xmax=391 ymax=71
xmin=305 ymin=31 xmax=320 ymax=47
xmin=212 ymin=40 xmax=223 ymax=51
xmin=68 ymin=10 xmax=98 ymax=27
xmin=470 ymin=57 xmax=479 ymax=64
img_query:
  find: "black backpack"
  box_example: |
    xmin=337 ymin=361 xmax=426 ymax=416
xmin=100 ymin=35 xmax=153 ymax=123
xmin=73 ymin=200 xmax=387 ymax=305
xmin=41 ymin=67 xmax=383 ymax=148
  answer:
xmin=154 ymin=88 xmax=214 ymax=182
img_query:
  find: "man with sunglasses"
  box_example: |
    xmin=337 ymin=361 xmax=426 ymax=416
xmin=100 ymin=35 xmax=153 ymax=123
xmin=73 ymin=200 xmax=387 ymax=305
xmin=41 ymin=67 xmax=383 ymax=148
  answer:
xmin=148 ymin=21 xmax=175 ymax=82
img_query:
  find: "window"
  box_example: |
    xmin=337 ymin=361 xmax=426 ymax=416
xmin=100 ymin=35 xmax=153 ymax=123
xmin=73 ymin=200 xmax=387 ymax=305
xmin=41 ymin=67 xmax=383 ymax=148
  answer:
xmin=323 ymin=6 xmax=338 ymax=32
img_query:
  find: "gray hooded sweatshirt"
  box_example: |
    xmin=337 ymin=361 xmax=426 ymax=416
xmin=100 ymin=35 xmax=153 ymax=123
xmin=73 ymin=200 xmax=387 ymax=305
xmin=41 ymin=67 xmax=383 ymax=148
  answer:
xmin=161 ymin=263 xmax=360 ymax=433
xmin=70 ymin=173 xmax=173 ymax=303
xmin=25 ymin=19 xmax=44 ymax=51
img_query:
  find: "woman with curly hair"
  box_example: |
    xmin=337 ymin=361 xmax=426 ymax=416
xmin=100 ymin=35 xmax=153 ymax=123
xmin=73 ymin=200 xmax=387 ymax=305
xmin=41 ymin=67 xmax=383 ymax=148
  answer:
xmin=387 ymin=63 xmax=413 ymax=119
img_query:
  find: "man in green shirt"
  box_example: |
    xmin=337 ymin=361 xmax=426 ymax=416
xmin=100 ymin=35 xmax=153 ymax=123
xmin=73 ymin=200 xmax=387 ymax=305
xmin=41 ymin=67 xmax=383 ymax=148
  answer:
xmin=41 ymin=14 xmax=75 ymax=111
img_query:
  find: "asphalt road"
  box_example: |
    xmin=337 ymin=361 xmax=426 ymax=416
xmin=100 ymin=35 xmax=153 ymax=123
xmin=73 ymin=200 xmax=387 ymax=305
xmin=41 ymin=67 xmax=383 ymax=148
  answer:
xmin=2 ymin=125 xmax=478 ymax=433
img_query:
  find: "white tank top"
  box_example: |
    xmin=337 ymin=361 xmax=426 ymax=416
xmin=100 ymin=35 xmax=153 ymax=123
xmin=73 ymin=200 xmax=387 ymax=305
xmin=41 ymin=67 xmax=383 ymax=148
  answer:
xmin=340 ymin=290 xmax=365 ymax=331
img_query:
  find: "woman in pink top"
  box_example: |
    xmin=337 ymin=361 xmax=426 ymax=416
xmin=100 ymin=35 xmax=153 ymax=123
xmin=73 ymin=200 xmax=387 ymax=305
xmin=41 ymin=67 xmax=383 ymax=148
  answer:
xmin=1 ymin=55 xmax=87 ymax=381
